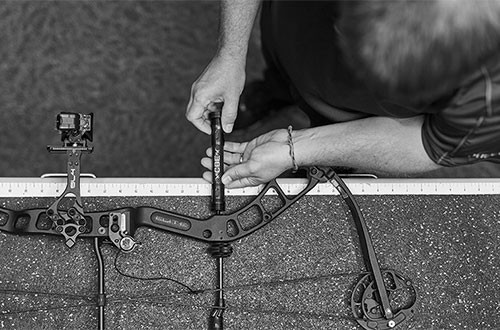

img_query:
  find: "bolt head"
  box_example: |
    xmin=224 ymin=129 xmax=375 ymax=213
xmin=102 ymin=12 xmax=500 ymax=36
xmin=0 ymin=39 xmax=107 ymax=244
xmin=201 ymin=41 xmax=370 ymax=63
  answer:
xmin=119 ymin=237 xmax=136 ymax=252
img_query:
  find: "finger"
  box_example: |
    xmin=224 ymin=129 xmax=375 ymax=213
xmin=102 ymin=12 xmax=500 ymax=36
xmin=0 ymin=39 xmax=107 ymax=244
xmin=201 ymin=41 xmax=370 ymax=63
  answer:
xmin=224 ymin=152 xmax=243 ymax=165
xmin=207 ymin=101 xmax=223 ymax=113
xmin=186 ymin=99 xmax=211 ymax=135
xmin=224 ymin=141 xmax=248 ymax=153
xmin=202 ymin=171 xmax=212 ymax=183
xmin=220 ymin=97 xmax=239 ymax=133
xmin=205 ymin=148 xmax=243 ymax=165
xmin=201 ymin=157 xmax=212 ymax=170
xmin=224 ymin=177 xmax=256 ymax=189
xmin=222 ymin=164 xmax=253 ymax=186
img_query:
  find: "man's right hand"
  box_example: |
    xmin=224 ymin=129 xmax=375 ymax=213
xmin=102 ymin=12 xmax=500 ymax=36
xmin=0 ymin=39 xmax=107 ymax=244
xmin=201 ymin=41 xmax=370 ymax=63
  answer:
xmin=186 ymin=0 xmax=261 ymax=134
xmin=186 ymin=53 xmax=246 ymax=135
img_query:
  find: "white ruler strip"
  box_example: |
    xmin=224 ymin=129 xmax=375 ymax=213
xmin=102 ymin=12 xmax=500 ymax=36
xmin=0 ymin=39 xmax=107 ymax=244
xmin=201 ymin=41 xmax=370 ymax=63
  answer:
xmin=0 ymin=177 xmax=499 ymax=197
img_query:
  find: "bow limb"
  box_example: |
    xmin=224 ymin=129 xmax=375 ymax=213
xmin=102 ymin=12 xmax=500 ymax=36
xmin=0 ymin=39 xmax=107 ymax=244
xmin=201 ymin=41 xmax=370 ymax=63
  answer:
xmin=126 ymin=167 xmax=328 ymax=243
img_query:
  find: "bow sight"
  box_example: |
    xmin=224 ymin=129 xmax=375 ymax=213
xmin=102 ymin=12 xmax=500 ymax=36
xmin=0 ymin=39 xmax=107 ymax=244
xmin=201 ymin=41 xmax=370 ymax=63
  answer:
xmin=54 ymin=112 xmax=93 ymax=147
xmin=46 ymin=112 xmax=94 ymax=248
xmin=0 ymin=112 xmax=417 ymax=330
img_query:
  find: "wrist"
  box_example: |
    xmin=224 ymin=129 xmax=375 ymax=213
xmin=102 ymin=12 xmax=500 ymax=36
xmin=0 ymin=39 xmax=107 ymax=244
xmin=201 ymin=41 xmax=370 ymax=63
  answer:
xmin=290 ymin=128 xmax=315 ymax=168
xmin=216 ymin=45 xmax=248 ymax=63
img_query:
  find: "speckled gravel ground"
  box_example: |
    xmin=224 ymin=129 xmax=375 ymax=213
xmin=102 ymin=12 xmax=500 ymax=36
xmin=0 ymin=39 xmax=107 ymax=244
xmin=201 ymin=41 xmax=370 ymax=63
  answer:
xmin=1 ymin=193 xmax=499 ymax=329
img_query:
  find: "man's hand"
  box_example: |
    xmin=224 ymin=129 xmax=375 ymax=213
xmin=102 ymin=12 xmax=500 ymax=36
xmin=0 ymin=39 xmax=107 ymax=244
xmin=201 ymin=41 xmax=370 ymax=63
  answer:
xmin=201 ymin=116 xmax=442 ymax=189
xmin=186 ymin=0 xmax=261 ymax=135
xmin=186 ymin=54 xmax=246 ymax=135
xmin=201 ymin=129 xmax=293 ymax=188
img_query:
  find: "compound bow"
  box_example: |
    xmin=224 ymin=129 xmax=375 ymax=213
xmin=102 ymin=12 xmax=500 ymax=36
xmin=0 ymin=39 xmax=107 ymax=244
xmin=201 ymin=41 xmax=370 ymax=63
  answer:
xmin=0 ymin=112 xmax=416 ymax=329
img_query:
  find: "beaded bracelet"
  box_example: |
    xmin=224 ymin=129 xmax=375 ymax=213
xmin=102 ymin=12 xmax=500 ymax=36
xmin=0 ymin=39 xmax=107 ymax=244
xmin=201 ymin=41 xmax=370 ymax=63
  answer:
xmin=287 ymin=125 xmax=299 ymax=173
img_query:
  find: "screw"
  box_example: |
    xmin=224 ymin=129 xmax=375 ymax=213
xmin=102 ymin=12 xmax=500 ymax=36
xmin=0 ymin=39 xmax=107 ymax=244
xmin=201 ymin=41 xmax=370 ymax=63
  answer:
xmin=120 ymin=237 xmax=136 ymax=252
xmin=121 ymin=238 xmax=131 ymax=249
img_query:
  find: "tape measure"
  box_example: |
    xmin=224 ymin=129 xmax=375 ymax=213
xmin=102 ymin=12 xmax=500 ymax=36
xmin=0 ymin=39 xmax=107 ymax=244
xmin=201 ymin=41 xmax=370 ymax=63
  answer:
xmin=0 ymin=177 xmax=499 ymax=197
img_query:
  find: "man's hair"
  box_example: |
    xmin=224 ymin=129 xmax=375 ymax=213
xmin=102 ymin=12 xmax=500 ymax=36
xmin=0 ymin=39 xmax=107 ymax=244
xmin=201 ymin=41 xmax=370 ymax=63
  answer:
xmin=336 ymin=0 xmax=500 ymax=104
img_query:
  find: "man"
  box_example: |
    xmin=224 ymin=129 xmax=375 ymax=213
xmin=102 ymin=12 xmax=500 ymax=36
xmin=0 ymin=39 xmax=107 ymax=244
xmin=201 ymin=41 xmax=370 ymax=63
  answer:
xmin=186 ymin=0 xmax=500 ymax=188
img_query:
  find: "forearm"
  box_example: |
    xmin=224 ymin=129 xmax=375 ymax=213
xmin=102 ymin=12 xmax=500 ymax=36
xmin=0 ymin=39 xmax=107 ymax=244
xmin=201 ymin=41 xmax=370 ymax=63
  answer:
xmin=217 ymin=0 xmax=261 ymax=59
xmin=293 ymin=116 xmax=441 ymax=175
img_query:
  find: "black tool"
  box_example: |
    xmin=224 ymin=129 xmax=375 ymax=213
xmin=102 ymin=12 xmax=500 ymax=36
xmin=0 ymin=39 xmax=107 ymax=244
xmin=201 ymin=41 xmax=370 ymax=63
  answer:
xmin=209 ymin=103 xmax=225 ymax=213
xmin=208 ymin=102 xmax=228 ymax=329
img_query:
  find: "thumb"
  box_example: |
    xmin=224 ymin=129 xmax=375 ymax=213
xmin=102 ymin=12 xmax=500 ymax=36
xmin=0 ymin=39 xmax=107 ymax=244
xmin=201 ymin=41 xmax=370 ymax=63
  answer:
xmin=220 ymin=97 xmax=239 ymax=133
xmin=222 ymin=164 xmax=253 ymax=188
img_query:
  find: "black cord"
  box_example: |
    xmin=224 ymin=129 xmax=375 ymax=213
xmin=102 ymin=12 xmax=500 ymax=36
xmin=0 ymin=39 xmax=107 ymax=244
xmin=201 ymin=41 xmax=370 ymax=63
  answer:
xmin=0 ymin=302 xmax=96 ymax=316
xmin=104 ymin=297 xmax=355 ymax=323
xmin=0 ymin=288 xmax=93 ymax=300
xmin=1 ymin=247 xmax=363 ymax=323
xmin=112 ymin=249 xmax=199 ymax=294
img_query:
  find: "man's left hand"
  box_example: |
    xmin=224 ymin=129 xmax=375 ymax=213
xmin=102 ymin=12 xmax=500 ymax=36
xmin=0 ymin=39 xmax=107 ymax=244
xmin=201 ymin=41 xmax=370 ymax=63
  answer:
xmin=201 ymin=129 xmax=293 ymax=188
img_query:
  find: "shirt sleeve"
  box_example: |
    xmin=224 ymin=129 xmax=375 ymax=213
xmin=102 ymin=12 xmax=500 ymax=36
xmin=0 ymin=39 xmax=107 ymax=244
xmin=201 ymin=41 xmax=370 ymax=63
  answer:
xmin=422 ymin=60 xmax=500 ymax=166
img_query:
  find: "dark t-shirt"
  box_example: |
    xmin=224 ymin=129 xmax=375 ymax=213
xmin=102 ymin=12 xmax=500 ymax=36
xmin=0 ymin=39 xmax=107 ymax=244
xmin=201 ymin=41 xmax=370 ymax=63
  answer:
xmin=261 ymin=1 xmax=500 ymax=166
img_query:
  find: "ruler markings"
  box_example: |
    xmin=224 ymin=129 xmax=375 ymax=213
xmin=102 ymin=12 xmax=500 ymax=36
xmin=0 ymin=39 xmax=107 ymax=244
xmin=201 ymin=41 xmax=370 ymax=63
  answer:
xmin=0 ymin=178 xmax=500 ymax=197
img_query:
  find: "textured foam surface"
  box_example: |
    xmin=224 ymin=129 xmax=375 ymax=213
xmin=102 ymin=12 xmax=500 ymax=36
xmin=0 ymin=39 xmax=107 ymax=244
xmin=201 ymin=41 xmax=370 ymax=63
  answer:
xmin=1 ymin=193 xmax=499 ymax=329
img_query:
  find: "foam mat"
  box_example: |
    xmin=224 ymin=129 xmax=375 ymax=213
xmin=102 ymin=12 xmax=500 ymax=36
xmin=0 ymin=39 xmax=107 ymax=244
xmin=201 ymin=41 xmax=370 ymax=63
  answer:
xmin=0 ymin=193 xmax=499 ymax=329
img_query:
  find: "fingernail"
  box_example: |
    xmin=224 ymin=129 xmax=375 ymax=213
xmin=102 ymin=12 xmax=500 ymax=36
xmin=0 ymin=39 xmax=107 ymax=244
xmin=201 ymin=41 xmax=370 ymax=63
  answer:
xmin=222 ymin=176 xmax=230 ymax=185
xmin=224 ymin=124 xmax=233 ymax=133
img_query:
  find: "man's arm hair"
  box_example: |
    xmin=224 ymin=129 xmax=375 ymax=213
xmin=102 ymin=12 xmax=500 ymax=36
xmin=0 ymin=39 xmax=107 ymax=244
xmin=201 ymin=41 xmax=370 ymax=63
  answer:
xmin=293 ymin=116 xmax=441 ymax=176
xmin=185 ymin=0 xmax=261 ymax=134
xmin=217 ymin=0 xmax=261 ymax=59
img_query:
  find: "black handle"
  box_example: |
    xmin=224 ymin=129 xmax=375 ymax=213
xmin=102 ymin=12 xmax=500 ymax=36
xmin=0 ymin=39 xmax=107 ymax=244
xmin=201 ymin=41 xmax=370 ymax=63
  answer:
xmin=209 ymin=102 xmax=225 ymax=213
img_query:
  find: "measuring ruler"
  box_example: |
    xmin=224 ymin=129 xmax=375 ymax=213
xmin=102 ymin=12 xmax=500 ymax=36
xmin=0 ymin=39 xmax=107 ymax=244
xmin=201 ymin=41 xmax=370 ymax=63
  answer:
xmin=1 ymin=177 xmax=500 ymax=197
